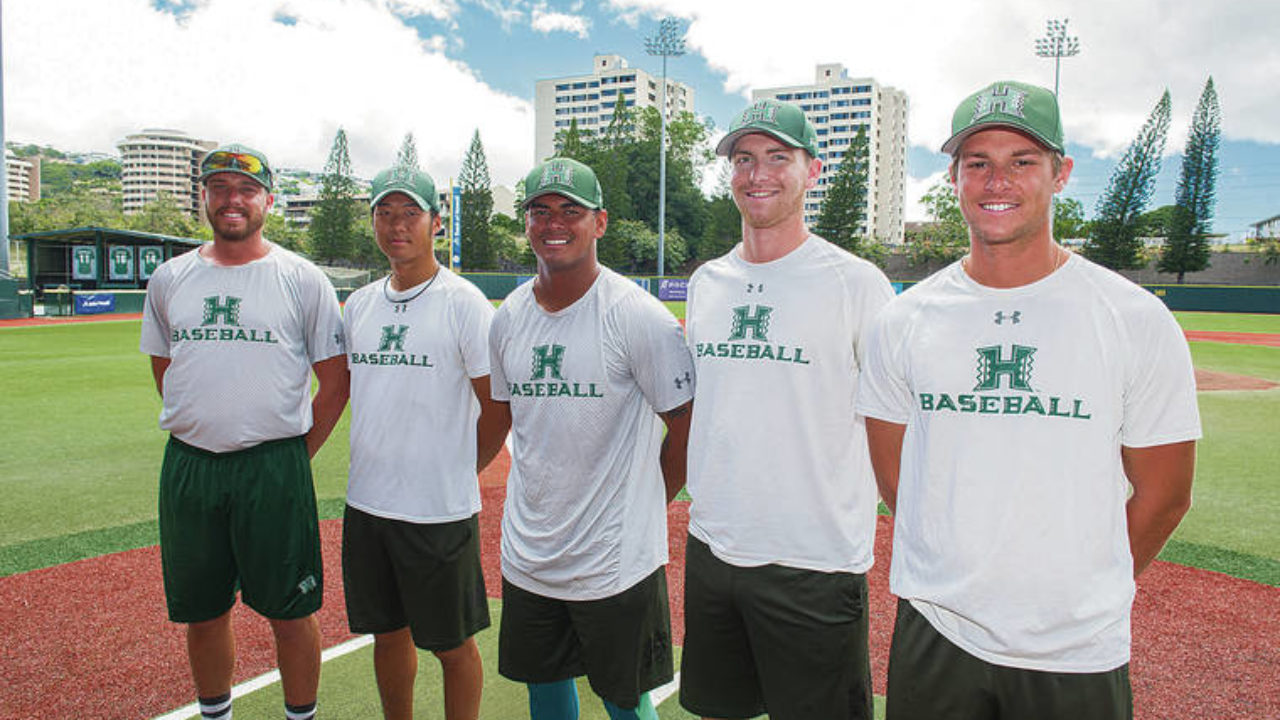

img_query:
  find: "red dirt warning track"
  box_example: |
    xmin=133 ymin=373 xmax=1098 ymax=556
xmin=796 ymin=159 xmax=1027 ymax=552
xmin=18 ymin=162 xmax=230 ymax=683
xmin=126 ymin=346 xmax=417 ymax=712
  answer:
xmin=2 ymin=449 xmax=1278 ymax=719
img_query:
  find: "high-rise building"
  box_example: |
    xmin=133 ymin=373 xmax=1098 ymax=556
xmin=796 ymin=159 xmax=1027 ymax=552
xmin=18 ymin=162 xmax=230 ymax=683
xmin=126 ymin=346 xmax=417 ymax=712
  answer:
xmin=753 ymin=64 xmax=908 ymax=243
xmin=117 ymin=129 xmax=218 ymax=216
xmin=6 ymin=150 xmax=40 ymax=203
xmin=534 ymin=54 xmax=695 ymax=163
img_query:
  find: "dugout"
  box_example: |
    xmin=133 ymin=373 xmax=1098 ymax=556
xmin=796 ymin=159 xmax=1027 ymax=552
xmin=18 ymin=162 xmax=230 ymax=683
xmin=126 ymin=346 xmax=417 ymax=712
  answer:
xmin=12 ymin=227 xmax=202 ymax=316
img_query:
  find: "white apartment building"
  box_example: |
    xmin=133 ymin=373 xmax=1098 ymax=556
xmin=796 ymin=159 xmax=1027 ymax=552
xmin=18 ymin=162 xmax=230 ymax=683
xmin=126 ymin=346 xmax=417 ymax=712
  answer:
xmin=117 ymin=129 xmax=218 ymax=216
xmin=6 ymin=150 xmax=39 ymax=203
xmin=753 ymin=64 xmax=908 ymax=243
xmin=534 ymin=54 xmax=695 ymax=163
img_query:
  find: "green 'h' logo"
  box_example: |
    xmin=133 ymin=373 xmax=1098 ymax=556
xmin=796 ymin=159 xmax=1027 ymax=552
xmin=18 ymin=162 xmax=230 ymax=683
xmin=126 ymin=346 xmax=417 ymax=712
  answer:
xmin=728 ymin=305 xmax=772 ymax=341
xmin=378 ymin=324 xmax=409 ymax=352
xmin=974 ymin=344 xmax=1036 ymax=392
xmin=539 ymin=162 xmax=572 ymax=189
xmin=973 ymin=85 xmax=1029 ymax=120
xmin=531 ymin=344 xmax=566 ymax=380
xmin=738 ymin=101 xmax=778 ymax=125
xmin=201 ymin=296 xmax=242 ymax=326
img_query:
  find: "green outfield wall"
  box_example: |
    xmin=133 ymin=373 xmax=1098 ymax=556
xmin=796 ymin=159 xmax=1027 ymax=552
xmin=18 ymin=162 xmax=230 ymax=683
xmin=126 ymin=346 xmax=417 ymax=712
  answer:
xmin=12 ymin=277 xmax=1277 ymax=318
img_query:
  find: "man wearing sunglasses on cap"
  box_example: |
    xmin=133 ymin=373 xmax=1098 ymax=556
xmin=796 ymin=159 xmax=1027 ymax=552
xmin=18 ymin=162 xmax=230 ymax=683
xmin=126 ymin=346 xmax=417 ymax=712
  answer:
xmin=140 ymin=143 xmax=348 ymax=720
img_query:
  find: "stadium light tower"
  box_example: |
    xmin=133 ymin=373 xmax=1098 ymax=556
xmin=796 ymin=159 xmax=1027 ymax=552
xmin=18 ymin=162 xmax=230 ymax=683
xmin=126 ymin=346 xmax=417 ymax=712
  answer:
xmin=645 ymin=17 xmax=686 ymax=278
xmin=1035 ymin=18 xmax=1080 ymax=98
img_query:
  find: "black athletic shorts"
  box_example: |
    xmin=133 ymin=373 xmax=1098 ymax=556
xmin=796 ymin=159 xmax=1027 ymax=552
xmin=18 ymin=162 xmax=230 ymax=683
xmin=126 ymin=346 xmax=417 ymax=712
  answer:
xmin=342 ymin=506 xmax=490 ymax=651
xmin=679 ymin=534 xmax=872 ymax=720
xmin=499 ymin=567 xmax=673 ymax=709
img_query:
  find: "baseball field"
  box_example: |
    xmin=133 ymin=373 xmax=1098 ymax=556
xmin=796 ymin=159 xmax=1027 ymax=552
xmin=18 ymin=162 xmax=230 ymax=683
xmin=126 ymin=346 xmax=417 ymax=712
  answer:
xmin=0 ymin=308 xmax=1276 ymax=719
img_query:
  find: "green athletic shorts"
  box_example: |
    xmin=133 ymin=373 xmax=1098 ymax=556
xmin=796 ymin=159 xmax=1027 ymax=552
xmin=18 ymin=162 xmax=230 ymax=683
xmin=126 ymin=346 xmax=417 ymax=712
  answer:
xmin=342 ymin=506 xmax=490 ymax=651
xmin=158 ymin=435 xmax=322 ymax=623
xmin=679 ymin=534 xmax=873 ymax=720
xmin=886 ymin=598 xmax=1133 ymax=720
xmin=498 ymin=567 xmax=673 ymax=709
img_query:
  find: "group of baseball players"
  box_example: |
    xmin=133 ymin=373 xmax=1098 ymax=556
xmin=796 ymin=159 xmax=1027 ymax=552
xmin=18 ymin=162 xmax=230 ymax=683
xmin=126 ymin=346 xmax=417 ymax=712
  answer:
xmin=141 ymin=79 xmax=1200 ymax=720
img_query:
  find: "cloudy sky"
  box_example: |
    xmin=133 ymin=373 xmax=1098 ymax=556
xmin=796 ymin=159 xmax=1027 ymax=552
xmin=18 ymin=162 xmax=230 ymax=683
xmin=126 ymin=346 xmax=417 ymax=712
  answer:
xmin=6 ymin=0 xmax=1279 ymax=234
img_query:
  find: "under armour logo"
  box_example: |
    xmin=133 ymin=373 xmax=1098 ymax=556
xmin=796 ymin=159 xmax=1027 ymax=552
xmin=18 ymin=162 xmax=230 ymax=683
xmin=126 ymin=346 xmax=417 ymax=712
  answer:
xmin=674 ymin=371 xmax=692 ymax=389
xmin=393 ymin=303 xmax=406 ymax=314
xmin=746 ymin=283 xmax=764 ymax=293
xmin=994 ymin=310 xmax=1021 ymax=325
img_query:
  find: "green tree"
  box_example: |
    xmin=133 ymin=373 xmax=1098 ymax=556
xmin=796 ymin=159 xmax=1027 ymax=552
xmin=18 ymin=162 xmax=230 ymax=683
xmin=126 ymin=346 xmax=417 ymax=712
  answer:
xmin=1052 ymin=197 xmax=1088 ymax=241
xmin=904 ymin=180 xmax=968 ymax=267
xmin=1084 ymin=90 xmax=1171 ymax=270
xmin=814 ymin=126 xmax=870 ymax=255
xmin=9 ymin=189 xmax=124 ymax=235
xmin=624 ymin=108 xmax=710 ymax=244
xmin=597 ymin=219 xmax=687 ymax=275
xmin=555 ymin=118 xmax=586 ymax=161
xmin=263 ymin=213 xmax=306 ymax=253
xmin=396 ymin=132 xmax=419 ymax=169
xmin=698 ymin=164 xmax=741 ymax=262
xmin=308 ymin=128 xmax=361 ymax=264
xmin=459 ymin=130 xmax=496 ymax=270
xmin=126 ymin=192 xmax=204 ymax=238
xmin=1161 ymin=77 xmax=1221 ymax=283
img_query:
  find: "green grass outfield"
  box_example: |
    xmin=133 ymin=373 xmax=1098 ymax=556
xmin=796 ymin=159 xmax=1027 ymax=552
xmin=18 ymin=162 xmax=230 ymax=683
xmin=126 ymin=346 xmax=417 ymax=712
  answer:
xmin=0 ymin=309 xmax=1275 ymax=717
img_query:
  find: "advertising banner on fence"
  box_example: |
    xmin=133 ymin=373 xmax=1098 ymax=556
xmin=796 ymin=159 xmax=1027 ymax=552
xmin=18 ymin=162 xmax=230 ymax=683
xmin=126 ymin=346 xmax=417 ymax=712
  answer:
xmin=658 ymin=277 xmax=687 ymax=301
xmin=74 ymin=293 xmax=116 ymax=315
xmin=72 ymin=246 xmax=97 ymax=280
xmin=139 ymin=247 xmax=164 ymax=279
xmin=108 ymin=246 xmax=134 ymax=281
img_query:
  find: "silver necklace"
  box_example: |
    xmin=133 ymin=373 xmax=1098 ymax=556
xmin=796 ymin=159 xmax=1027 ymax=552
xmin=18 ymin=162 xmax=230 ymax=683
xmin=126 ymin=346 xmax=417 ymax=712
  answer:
xmin=383 ymin=269 xmax=439 ymax=312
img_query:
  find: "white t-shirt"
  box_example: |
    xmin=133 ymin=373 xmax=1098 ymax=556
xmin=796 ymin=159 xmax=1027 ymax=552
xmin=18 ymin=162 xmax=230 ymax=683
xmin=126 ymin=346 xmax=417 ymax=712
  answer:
xmin=344 ymin=269 xmax=494 ymax=523
xmin=856 ymin=254 xmax=1202 ymax=673
xmin=140 ymin=243 xmax=345 ymax=453
xmin=685 ymin=234 xmax=894 ymax=573
xmin=490 ymin=268 xmax=694 ymax=601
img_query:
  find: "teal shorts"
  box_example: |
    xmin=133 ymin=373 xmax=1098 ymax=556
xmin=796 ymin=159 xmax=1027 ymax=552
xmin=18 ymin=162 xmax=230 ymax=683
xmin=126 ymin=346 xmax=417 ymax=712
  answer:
xmin=158 ymin=435 xmax=323 ymax=623
xmin=887 ymin=598 xmax=1132 ymax=720
xmin=342 ymin=506 xmax=490 ymax=651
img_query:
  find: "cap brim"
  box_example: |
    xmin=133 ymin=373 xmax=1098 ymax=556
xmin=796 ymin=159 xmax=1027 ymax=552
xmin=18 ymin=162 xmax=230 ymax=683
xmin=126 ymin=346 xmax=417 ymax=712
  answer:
xmin=941 ymin=122 xmax=1062 ymax=155
xmin=371 ymin=188 xmax=433 ymax=212
xmin=522 ymin=188 xmax=601 ymax=211
xmin=717 ymin=127 xmax=808 ymax=157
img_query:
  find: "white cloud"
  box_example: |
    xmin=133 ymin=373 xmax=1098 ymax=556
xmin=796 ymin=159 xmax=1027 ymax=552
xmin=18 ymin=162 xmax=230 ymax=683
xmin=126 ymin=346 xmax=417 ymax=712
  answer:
xmin=4 ymin=0 xmax=535 ymax=186
xmin=530 ymin=8 xmax=590 ymax=38
xmin=606 ymin=0 xmax=1280 ymax=155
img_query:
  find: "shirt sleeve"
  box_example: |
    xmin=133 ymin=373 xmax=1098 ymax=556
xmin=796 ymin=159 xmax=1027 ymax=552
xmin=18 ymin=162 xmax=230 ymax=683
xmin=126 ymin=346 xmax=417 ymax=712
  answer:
xmin=300 ymin=263 xmax=346 ymax=364
xmin=851 ymin=264 xmax=897 ymax=370
xmin=1121 ymin=299 xmax=1202 ymax=447
xmin=139 ymin=265 xmax=171 ymax=357
xmin=855 ymin=300 xmax=914 ymax=424
xmin=488 ymin=304 xmax=511 ymax=402
xmin=454 ymin=282 xmax=496 ymax=380
xmin=613 ymin=290 xmax=695 ymax=414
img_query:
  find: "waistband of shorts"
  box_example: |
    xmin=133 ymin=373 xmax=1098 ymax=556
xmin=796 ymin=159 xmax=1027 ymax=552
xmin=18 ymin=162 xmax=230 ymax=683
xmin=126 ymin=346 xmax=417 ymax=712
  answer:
xmin=168 ymin=434 xmax=306 ymax=459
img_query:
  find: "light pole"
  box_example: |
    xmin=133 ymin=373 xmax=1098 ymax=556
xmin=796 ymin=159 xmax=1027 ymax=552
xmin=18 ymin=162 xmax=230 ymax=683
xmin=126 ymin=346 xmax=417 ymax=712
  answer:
xmin=1034 ymin=18 xmax=1080 ymax=98
xmin=645 ymin=17 xmax=685 ymax=278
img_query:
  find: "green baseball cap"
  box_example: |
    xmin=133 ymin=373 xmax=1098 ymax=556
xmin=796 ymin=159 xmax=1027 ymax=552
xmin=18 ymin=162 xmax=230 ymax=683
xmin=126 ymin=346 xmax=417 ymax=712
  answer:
xmin=199 ymin=143 xmax=273 ymax=191
xmin=942 ymin=81 xmax=1064 ymax=155
xmin=521 ymin=157 xmax=603 ymax=210
xmin=715 ymin=99 xmax=819 ymax=158
xmin=370 ymin=164 xmax=440 ymax=213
